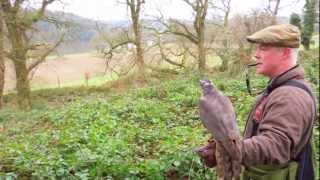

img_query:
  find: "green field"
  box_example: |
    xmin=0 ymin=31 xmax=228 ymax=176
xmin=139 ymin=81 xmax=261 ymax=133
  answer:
xmin=32 ymin=74 xmax=119 ymax=91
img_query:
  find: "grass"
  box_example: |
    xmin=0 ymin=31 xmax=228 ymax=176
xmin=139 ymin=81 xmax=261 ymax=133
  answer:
xmin=0 ymin=72 xmax=260 ymax=179
xmin=46 ymin=51 xmax=98 ymax=61
xmin=311 ymin=34 xmax=319 ymax=49
xmin=31 ymin=73 xmax=119 ymax=91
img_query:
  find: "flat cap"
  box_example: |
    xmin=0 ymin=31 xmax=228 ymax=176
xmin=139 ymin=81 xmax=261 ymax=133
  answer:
xmin=246 ymin=24 xmax=300 ymax=48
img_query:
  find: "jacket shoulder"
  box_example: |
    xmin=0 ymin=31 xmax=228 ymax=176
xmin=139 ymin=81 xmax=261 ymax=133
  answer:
xmin=268 ymin=82 xmax=315 ymax=104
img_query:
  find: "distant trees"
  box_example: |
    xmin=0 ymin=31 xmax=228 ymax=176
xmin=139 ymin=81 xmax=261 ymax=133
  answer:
xmin=96 ymin=0 xmax=312 ymax=77
xmin=0 ymin=0 xmax=63 ymax=110
xmin=302 ymin=0 xmax=316 ymax=50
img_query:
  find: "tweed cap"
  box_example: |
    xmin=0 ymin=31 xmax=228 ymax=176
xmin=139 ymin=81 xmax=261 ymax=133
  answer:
xmin=246 ymin=24 xmax=300 ymax=48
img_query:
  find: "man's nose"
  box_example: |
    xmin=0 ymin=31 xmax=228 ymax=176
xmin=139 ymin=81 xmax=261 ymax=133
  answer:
xmin=254 ymin=51 xmax=260 ymax=60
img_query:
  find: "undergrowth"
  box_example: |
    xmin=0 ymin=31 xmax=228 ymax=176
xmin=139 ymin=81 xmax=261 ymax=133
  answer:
xmin=0 ymin=50 xmax=318 ymax=179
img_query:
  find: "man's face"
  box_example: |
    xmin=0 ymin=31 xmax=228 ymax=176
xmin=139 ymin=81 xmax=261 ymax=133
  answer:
xmin=254 ymin=44 xmax=284 ymax=77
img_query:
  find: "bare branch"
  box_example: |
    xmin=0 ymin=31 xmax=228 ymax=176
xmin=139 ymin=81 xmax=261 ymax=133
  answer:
xmin=183 ymin=0 xmax=197 ymax=11
xmin=146 ymin=25 xmax=185 ymax=69
xmin=168 ymin=30 xmax=199 ymax=44
xmin=28 ymin=33 xmax=65 ymax=71
xmin=161 ymin=19 xmax=199 ymax=44
xmin=103 ymin=39 xmax=135 ymax=59
xmin=170 ymin=19 xmax=198 ymax=42
xmin=24 ymin=0 xmax=57 ymax=27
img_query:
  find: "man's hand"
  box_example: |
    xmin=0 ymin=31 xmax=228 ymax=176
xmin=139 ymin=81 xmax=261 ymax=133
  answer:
xmin=195 ymin=139 xmax=217 ymax=168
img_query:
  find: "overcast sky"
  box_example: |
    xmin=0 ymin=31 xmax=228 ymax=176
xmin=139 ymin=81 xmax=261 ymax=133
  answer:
xmin=38 ymin=0 xmax=305 ymax=22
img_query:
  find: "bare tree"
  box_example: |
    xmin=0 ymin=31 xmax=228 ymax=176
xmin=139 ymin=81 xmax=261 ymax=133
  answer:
xmin=266 ymin=0 xmax=281 ymax=24
xmin=95 ymin=24 xmax=136 ymax=76
xmin=215 ymin=0 xmax=232 ymax=71
xmin=226 ymin=10 xmax=274 ymax=75
xmin=0 ymin=0 xmax=63 ymax=110
xmin=147 ymin=27 xmax=187 ymax=73
xmin=96 ymin=0 xmax=146 ymax=76
xmin=160 ymin=0 xmax=209 ymax=73
xmin=127 ymin=0 xmax=145 ymax=73
xmin=267 ymin=0 xmax=281 ymax=16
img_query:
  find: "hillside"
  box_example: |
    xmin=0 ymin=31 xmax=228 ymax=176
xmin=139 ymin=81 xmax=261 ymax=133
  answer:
xmin=33 ymin=11 xmax=130 ymax=54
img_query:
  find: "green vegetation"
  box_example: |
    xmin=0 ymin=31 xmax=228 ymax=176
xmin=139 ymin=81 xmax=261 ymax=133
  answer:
xmin=289 ymin=13 xmax=302 ymax=30
xmin=0 ymin=51 xmax=319 ymax=179
xmin=302 ymin=0 xmax=317 ymax=50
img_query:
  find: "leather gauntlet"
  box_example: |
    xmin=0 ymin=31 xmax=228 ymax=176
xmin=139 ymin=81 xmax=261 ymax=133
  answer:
xmin=196 ymin=138 xmax=217 ymax=168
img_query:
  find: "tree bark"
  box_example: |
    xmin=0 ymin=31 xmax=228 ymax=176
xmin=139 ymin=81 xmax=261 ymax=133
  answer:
xmin=1 ymin=0 xmax=58 ymax=110
xmin=271 ymin=0 xmax=280 ymax=24
xmin=128 ymin=0 xmax=145 ymax=74
xmin=219 ymin=0 xmax=232 ymax=72
xmin=13 ymin=60 xmax=31 ymax=110
xmin=0 ymin=11 xmax=4 ymax=109
xmin=195 ymin=0 xmax=208 ymax=73
xmin=133 ymin=15 xmax=144 ymax=72
xmin=1 ymin=0 xmax=31 ymax=110
xmin=6 ymin=20 xmax=31 ymax=110
xmin=198 ymin=29 xmax=206 ymax=73
xmin=0 ymin=57 xmax=4 ymax=109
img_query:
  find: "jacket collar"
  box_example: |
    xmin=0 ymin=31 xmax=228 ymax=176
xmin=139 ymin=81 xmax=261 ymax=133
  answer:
xmin=266 ymin=65 xmax=305 ymax=94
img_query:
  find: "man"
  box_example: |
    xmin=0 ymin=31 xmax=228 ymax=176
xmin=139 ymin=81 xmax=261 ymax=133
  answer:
xmin=197 ymin=24 xmax=317 ymax=180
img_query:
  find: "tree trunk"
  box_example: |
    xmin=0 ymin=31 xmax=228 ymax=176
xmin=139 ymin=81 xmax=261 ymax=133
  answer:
xmin=0 ymin=9 xmax=4 ymax=109
xmin=220 ymin=4 xmax=231 ymax=72
xmin=3 ymin=7 xmax=32 ymax=110
xmin=1 ymin=0 xmax=58 ymax=110
xmin=8 ymin=25 xmax=31 ymax=109
xmin=13 ymin=59 xmax=31 ymax=110
xmin=198 ymin=13 xmax=206 ymax=73
xmin=271 ymin=0 xmax=280 ymax=24
xmin=127 ymin=1 xmax=145 ymax=74
xmin=220 ymin=54 xmax=229 ymax=72
xmin=198 ymin=39 xmax=206 ymax=73
xmin=0 ymin=60 xmax=4 ymax=109
xmin=131 ymin=9 xmax=144 ymax=73
xmin=302 ymin=36 xmax=310 ymax=50
xmin=135 ymin=26 xmax=144 ymax=72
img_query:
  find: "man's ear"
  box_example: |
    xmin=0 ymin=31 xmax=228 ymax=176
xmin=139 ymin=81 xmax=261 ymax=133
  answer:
xmin=282 ymin=47 xmax=291 ymax=60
